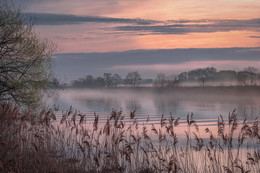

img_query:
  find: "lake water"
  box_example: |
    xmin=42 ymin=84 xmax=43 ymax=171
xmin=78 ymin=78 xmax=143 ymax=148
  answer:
xmin=49 ymin=87 xmax=260 ymax=125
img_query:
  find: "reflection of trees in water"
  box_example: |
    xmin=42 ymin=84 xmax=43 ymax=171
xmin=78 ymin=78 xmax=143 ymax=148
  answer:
xmin=125 ymin=98 xmax=141 ymax=112
xmin=153 ymin=95 xmax=180 ymax=115
xmin=236 ymin=102 xmax=260 ymax=119
xmin=153 ymin=93 xmax=222 ymax=116
xmin=103 ymin=97 xmax=121 ymax=112
xmin=63 ymin=89 xmax=260 ymax=121
xmin=80 ymin=98 xmax=121 ymax=112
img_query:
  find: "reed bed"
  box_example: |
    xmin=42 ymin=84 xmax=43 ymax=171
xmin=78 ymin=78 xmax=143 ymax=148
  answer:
xmin=0 ymin=102 xmax=259 ymax=173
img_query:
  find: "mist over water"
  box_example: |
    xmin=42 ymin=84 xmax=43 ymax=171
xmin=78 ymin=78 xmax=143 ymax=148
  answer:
xmin=49 ymin=88 xmax=260 ymax=123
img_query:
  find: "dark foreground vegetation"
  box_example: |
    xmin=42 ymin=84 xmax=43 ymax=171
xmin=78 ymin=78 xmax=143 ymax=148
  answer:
xmin=1 ymin=102 xmax=259 ymax=173
xmin=0 ymin=1 xmax=56 ymax=108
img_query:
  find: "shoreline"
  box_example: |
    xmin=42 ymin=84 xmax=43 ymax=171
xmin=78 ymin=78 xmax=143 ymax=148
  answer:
xmin=63 ymin=85 xmax=260 ymax=96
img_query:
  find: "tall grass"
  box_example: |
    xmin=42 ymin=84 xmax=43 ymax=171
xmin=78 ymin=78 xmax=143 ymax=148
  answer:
xmin=0 ymin=102 xmax=259 ymax=172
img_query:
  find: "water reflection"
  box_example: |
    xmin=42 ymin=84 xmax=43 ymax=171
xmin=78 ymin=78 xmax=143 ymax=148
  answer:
xmin=49 ymin=88 xmax=260 ymax=122
xmin=125 ymin=99 xmax=141 ymax=112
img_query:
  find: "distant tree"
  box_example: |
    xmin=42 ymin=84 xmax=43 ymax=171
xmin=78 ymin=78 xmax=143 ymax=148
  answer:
xmin=258 ymin=73 xmax=260 ymax=85
xmin=166 ymin=75 xmax=178 ymax=87
xmin=154 ymin=73 xmax=167 ymax=88
xmin=85 ymin=75 xmax=95 ymax=87
xmin=72 ymin=77 xmax=85 ymax=88
xmin=188 ymin=68 xmax=202 ymax=81
xmin=213 ymin=70 xmax=237 ymax=81
xmin=211 ymin=70 xmax=237 ymax=86
xmin=204 ymin=67 xmax=217 ymax=78
xmin=48 ymin=77 xmax=60 ymax=89
xmin=188 ymin=67 xmax=216 ymax=86
xmin=125 ymin=71 xmax=141 ymax=87
xmin=0 ymin=1 xmax=56 ymax=107
xmin=112 ymin=73 xmax=121 ymax=87
xmin=104 ymin=73 xmax=112 ymax=87
xmin=96 ymin=77 xmax=105 ymax=87
xmin=202 ymin=67 xmax=217 ymax=86
xmin=72 ymin=75 xmax=106 ymax=88
xmin=244 ymin=67 xmax=257 ymax=86
xmin=177 ymin=72 xmax=189 ymax=82
xmin=237 ymin=71 xmax=249 ymax=86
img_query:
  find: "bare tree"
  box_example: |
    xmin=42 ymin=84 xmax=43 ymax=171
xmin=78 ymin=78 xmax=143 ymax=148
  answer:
xmin=0 ymin=1 xmax=56 ymax=107
xmin=154 ymin=73 xmax=167 ymax=88
xmin=237 ymin=71 xmax=248 ymax=86
xmin=125 ymin=71 xmax=141 ymax=87
xmin=166 ymin=75 xmax=178 ymax=87
xmin=244 ymin=67 xmax=257 ymax=86
xmin=112 ymin=73 xmax=121 ymax=87
xmin=104 ymin=73 xmax=112 ymax=87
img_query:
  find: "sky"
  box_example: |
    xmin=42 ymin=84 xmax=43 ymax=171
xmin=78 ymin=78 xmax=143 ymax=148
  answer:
xmin=13 ymin=0 xmax=260 ymax=81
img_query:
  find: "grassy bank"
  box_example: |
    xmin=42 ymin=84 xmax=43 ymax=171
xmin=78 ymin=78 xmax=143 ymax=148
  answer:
xmin=0 ymin=103 xmax=259 ymax=172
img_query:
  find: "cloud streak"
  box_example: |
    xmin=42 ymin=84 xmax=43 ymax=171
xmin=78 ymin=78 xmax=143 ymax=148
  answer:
xmin=250 ymin=35 xmax=260 ymax=38
xmin=115 ymin=18 xmax=260 ymax=35
xmin=25 ymin=12 xmax=260 ymax=35
xmin=24 ymin=13 xmax=159 ymax=25
xmin=54 ymin=47 xmax=260 ymax=81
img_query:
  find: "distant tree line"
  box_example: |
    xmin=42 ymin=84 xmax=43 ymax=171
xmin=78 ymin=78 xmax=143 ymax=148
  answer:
xmin=72 ymin=67 xmax=260 ymax=88
xmin=154 ymin=67 xmax=260 ymax=87
xmin=72 ymin=71 xmax=142 ymax=88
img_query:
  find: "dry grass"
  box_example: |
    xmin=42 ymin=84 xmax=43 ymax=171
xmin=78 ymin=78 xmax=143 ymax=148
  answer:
xmin=0 ymin=103 xmax=259 ymax=172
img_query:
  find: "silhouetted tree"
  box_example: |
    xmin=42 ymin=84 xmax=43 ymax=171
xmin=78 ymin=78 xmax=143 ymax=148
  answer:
xmin=104 ymin=73 xmax=112 ymax=87
xmin=154 ymin=73 xmax=167 ymax=88
xmin=125 ymin=71 xmax=141 ymax=87
xmin=177 ymin=72 xmax=189 ymax=82
xmin=85 ymin=75 xmax=95 ymax=87
xmin=96 ymin=77 xmax=105 ymax=87
xmin=72 ymin=77 xmax=85 ymax=88
xmin=237 ymin=71 xmax=249 ymax=86
xmin=72 ymin=75 xmax=106 ymax=88
xmin=112 ymin=73 xmax=121 ymax=87
xmin=213 ymin=70 xmax=237 ymax=81
xmin=244 ymin=67 xmax=257 ymax=86
xmin=166 ymin=75 xmax=178 ymax=87
xmin=188 ymin=67 xmax=216 ymax=86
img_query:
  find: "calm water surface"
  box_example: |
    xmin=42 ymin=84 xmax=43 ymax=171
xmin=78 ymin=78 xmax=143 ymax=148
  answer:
xmin=49 ymin=88 xmax=260 ymax=125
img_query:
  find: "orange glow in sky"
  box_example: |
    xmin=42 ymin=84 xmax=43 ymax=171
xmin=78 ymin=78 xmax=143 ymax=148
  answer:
xmin=20 ymin=0 xmax=259 ymax=53
xmin=16 ymin=0 xmax=260 ymax=80
xmin=105 ymin=0 xmax=260 ymax=20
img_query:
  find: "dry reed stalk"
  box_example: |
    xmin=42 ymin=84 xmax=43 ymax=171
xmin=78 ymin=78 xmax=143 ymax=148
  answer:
xmin=1 ymin=102 xmax=260 ymax=172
